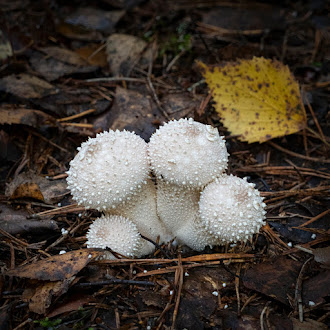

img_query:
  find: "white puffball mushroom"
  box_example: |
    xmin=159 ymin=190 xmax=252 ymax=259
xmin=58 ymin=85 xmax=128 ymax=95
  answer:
xmin=66 ymin=130 xmax=149 ymax=211
xmin=86 ymin=215 xmax=151 ymax=258
xmin=112 ymin=178 xmax=172 ymax=245
xmin=156 ymin=180 xmax=210 ymax=251
xmin=199 ymin=175 xmax=267 ymax=244
xmin=148 ymin=118 xmax=229 ymax=188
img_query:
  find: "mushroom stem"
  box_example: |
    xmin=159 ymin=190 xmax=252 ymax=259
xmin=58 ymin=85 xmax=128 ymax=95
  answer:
xmin=111 ymin=178 xmax=172 ymax=246
xmin=156 ymin=180 xmax=210 ymax=250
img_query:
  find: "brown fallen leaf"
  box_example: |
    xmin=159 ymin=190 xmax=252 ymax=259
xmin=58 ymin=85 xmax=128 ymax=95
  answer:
xmin=75 ymin=43 xmax=108 ymax=67
xmin=106 ymin=34 xmax=153 ymax=76
xmin=291 ymin=317 xmax=328 ymax=330
xmin=6 ymin=249 xmax=102 ymax=281
xmin=29 ymin=50 xmax=98 ymax=81
xmin=200 ymin=4 xmax=285 ymax=36
xmin=0 ymin=204 xmax=58 ymax=235
xmin=176 ymin=267 xmax=233 ymax=329
xmin=10 ymin=182 xmax=44 ymax=201
xmin=40 ymin=46 xmax=89 ymax=66
xmin=47 ymin=294 xmax=94 ymax=318
xmin=5 ymin=171 xmax=68 ymax=204
xmin=64 ymin=7 xmax=125 ymax=34
xmin=313 ymin=247 xmax=330 ymax=268
xmin=23 ymin=279 xmax=74 ymax=314
xmin=243 ymin=256 xmax=301 ymax=305
xmin=0 ymin=106 xmax=56 ymax=128
xmin=94 ymin=86 xmax=161 ymax=140
xmin=0 ymin=74 xmax=56 ymax=99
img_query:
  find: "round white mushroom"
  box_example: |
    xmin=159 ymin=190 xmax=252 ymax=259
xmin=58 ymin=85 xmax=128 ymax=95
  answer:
xmin=112 ymin=178 xmax=172 ymax=245
xmin=66 ymin=130 xmax=149 ymax=211
xmin=86 ymin=215 xmax=151 ymax=258
xmin=199 ymin=175 xmax=267 ymax=244
xmin=148 ymin=118 xmax=229 ymax=188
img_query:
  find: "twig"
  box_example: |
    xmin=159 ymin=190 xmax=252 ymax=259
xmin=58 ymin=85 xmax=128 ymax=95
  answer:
xmin=235 ymin=264 xmax=242 ymax=316
xmin=241 ymin=293 xmax=258 ymax=313
xmin=77 ymin=279 xmax=155 ymax=287
xmin=85 ymin=77 xmax=145 ymax=83
xmin=303 ymin=89 xmax=327 ymax=145
xmin=267 ymin=141 xmax=330 ymax=163
xmin=295 ymin=257 xmax=313 ymax=322
xmin=31 ymin=204 xmax=81 ymax=217
xmin=146 ymin=76 xmax=170 ymax=120
xmin=140 ymin=234 xmax=173 ymax=260
xmin=166 ymin=50 xmax=186 ymax=72
xmin=171 ymin=254 xmax=184 ymax=330
xmin=297 ymin=209 xmax=330 ymax=228
xmin=96 ymin=253 xmax=255 ymax=266
xmin=60 ymin=122 xmax=94 ymax=128
xmin=197 ymin=92 xmax=212 ymax=116
xmin=13 ymin=318 xmax=32 ymax=330
xmin=87 ymin=43 xmax=106 ymax=61
xmin=57 ymin=109 xmax=96 ymax=122
xmin=28 ymin=130 xmax=69 ymax=153
xmin=260 ymin=302 xmax=271 ymax=330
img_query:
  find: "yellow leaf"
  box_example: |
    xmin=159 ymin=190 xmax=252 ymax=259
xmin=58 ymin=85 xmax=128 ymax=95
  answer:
xmin=199 ymin=57 xmax=307 ymax=143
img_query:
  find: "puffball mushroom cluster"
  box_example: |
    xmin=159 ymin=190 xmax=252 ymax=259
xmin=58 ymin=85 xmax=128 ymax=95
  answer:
xmin=66 ymin=118 xmax=266 ymax=258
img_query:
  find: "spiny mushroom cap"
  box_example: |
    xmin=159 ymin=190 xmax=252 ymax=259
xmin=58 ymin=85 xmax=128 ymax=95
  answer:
xmin=86 ymin=215 xmax=143 ymax=258
xmin=148 ymin=118 xmax=229 ymax=188
xmin=156 ymin=180 xmax=211 ymax=251
xmin=112 ymin=178 xmax=172 ymax=244
xmin=199 ymin=175 xmax=266 ymax=244
xmin=66 ymin=130 xmax=149 ymax=211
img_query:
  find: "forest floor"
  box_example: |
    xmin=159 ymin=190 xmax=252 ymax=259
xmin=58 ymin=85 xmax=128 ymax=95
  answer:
xmin=0 ymin=0 xmax=329 ymax=329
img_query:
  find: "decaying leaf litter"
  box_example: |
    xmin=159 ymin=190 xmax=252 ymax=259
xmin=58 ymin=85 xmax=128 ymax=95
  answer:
xmin=0 ymin=0 xmax=329 ymax=329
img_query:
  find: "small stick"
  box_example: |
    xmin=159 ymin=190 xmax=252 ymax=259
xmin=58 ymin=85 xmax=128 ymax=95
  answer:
xmin=304 ymin=89 xmax=326 ymax=144
xmin=235 ymin=263 xmax=242 ymax=316
xmin=297 ymin=209 xmax=330 ymax=228
xmin=140 ymin=234 xmax=173 ymax=260
xmin=28 ymin=130 xmax=68 ymax=153
xmin=295 ymin=257 xmax=313 ymax=322
xmin=86 ymin=77 xmax=145 ymax=83
xmin=268 ymin=141 xmax=330 ymax=163
xmin=60 ymin=122 xmax=94 ymax=128
xmin=13 ymin=318 xmax=32 ymax=330
xmin=57 ymin=109 xmax=96 ymax=122
xmin=77 ymin=279 xmax=155 ymax=287
xmin=171 ymin=254 xmax=184 ymax=330
xmin=260 ymin=302 xmax=271 ymax=330
xmin=146 ymin=76 xmax=170 ymax=120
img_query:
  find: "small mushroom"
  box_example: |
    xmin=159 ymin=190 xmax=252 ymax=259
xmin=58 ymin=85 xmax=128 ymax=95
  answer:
xmin=66 ymin=130 xmax=149 ymax=211
xmin=148 ymin=118 xmax=229 ymax=188
xmin=199 ymin=175 xmax=267 ymax=244
xmin=86 ymin=214 xmax=152 ymax=258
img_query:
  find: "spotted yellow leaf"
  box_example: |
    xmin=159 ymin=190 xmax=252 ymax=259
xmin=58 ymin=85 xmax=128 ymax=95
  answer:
xmin=199 ymin=57 xmax=307 ymax=143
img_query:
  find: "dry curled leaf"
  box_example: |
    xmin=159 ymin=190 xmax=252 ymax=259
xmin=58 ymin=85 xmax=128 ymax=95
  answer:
xmin=199 ymin=57 xmax=307 ymax=143
xmin=0 ymin=74 xmax=56 ymax=99
xmin=0 ymin=106 xmax=56 ymax=128
xmin=23 ymin=279 xmax=73 ymax=314
xmin=5 ymin=171 xmax=68 ymax=203
xmin=6 ymin=249 xmax=101 ymax=281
